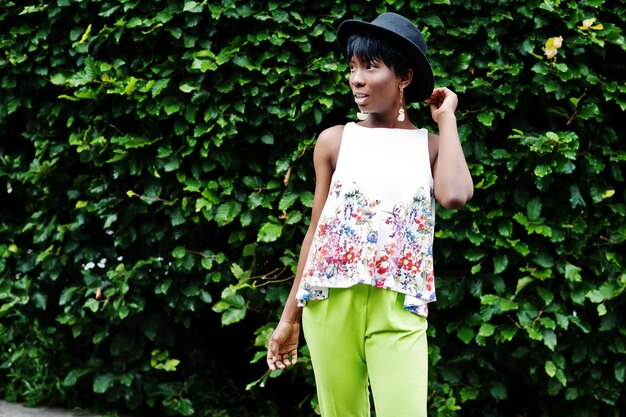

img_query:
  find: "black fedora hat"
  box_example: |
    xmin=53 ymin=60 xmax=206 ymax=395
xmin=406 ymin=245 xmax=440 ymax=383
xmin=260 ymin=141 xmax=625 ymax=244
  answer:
xmin=337 ymin=12 xmax=435 ymax=102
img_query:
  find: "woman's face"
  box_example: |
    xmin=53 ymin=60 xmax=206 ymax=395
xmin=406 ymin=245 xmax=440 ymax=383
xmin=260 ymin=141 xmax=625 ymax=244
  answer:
xmin=349 ymin=56 xmax=402 ymax=116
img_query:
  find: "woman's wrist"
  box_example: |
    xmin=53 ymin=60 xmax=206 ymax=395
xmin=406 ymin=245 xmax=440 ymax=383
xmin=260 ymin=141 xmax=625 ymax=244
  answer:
xmin=436 ymin=111 xmax=457 ymax=125
xmin=281 ymin=304 xmax=303 ymax=324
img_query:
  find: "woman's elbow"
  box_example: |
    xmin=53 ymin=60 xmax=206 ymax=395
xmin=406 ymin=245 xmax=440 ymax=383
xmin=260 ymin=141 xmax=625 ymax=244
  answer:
xmin=436 ymin=188 xmax=473 ymax=209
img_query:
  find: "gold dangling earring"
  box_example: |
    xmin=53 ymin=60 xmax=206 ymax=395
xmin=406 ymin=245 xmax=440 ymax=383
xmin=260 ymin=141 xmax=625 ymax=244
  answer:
xmin=397 ymin=88 xmax=405 ymax=122
xmin=357 ymin=111 xmax=368 ymax=121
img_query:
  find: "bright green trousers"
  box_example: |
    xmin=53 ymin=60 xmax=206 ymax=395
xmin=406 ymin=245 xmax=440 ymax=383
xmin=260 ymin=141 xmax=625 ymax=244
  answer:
xmin=302 ymin=284 xmax=428 ymax=417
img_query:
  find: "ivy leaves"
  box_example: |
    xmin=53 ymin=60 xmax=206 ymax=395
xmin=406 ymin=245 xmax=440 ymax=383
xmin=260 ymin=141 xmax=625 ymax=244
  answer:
xmin=0 ymin=0 xmax=625 ymax=416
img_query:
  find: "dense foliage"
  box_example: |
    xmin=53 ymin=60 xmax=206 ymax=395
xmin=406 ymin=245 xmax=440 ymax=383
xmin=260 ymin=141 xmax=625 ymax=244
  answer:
xmin=1 ymin=0 xmax=624 ymax=416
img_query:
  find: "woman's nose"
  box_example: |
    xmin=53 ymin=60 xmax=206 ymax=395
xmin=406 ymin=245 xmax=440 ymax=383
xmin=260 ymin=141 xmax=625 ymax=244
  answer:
xmin=350 ymin=69 xmax=365 ymax=87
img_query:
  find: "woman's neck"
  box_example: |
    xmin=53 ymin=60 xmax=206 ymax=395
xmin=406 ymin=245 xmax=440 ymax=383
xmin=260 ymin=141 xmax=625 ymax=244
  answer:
xmin=358 ymin=110 xmax=414 ymax=129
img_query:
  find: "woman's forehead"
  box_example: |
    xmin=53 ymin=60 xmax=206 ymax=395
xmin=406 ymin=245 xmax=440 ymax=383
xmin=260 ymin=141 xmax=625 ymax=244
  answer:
xmin=349 ymin=54 xmax=383 ymax=64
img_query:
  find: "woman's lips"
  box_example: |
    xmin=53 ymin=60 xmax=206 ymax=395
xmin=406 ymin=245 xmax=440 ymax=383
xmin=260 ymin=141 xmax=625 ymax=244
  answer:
xmin=354 ymin=93 xmax=369 ymax=106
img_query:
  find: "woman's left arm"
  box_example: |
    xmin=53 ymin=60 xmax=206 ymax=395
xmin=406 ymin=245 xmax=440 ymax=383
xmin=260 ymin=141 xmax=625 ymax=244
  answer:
xmin=427 ymin=87 xmax=474 ymax=209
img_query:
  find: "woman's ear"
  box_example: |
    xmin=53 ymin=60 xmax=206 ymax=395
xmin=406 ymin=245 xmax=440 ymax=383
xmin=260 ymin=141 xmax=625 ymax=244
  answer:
xmin=400 ymin=68 xmax=413 ymax=90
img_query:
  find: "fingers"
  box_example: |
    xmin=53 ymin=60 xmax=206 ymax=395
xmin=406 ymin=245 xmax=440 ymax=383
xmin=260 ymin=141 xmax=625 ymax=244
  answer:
xmin=426 ymin=87 xmax=454 ymax=103
xmin=268 ymin=355 xmax=292 ymax=370
xmin=267 ymin=341 xmax=296 ymax=371
xmin=266 ymin=349 xmax=297 ymax=370
xmin=429 ymin=89 xmax=446 ymax=102
xmin=278 ymin=351 xmax=297 ymax=368
xmin=282 ymin=352 xmax=291 ymax=367
xmin=432 ymin=86 xmax=451 ymax=96
xmin=266 ymin=340 xmax=277 ymax=370
xmin=426 ymin=94 xmax=444 ymax=108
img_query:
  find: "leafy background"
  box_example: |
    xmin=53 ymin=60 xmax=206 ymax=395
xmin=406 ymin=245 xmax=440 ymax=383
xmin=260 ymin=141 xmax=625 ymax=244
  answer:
xmin=1 ymin=0 xmax=624 ymax=416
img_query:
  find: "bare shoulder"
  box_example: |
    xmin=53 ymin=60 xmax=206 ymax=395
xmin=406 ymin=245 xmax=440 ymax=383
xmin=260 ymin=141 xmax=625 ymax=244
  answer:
xmin=316 ymin=124 xmax=344 ymax=148
xmin=314 ymin=124 xmax=345 ymax=168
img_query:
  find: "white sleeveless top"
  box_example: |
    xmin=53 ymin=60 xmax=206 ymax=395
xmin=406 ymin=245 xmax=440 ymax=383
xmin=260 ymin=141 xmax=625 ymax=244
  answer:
xmin=296 ymin=122 xmax=436 ymax=317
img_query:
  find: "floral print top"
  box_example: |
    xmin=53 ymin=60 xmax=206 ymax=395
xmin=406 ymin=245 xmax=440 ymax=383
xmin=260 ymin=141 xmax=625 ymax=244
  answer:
xmin=296 ymin=123 xmax=436 ymax=317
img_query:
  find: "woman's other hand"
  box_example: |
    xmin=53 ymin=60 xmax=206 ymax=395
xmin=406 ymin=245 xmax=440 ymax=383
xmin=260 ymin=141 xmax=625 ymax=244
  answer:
xmin=267 ymin=320 xmax=301 ymax=370
xmin=426 ymin=87 xmax=458 ymax=124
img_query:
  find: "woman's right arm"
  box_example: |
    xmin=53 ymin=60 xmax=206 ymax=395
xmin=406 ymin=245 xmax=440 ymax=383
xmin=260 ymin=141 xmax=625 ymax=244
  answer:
xmin=266 ymin=125 xmax=343 ymax=371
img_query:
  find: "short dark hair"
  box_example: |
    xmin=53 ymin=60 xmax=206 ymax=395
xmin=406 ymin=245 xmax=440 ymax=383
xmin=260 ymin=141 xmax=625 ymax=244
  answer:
xmin=345 ymin=32 xmax=413 ymax=79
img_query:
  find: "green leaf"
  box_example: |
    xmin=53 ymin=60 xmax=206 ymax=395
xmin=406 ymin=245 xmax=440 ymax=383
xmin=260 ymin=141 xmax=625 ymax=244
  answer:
xmin=500 ymin=299 xmax=518 ymax=312
xmin=489 ymin=381 xmax=507 ymax=400
xmin=93 ymin=373 xmax=115 ymax=393
xmin=215 ymin=201 xmax=242 ymax=225
xmin=123 ymin=76 xmax=138 ymax=95
xmin=230 ymin=263 xmax=246 ymax=279
xmin=515 ymin=277 xmax=534 ymax=294
xmin=285 ymin=211 xmax=303 ymax=225
xmin=534 ymin=165 xmax=552 ymax=178
xmin=31 ymin=292 xmax=47 ymax=310
xmin=480 ymin=294 xmax=499 ymax=305
xmin=258 ymin=222 xmax=283 ymax=242
xmin=615 ymin=362 xmax=626 ymax=383
xmin=477 ymin=111 xmax=495 ymax=126
xmin=564 ymin=263 xmax=582 ymax=282
xmin=457 ymin=325 xmax=475 ymax=344
xmin=183 ymin=1 xmax=203 ymax=13
xmin=459 ymin=387 xmax=479 ymax=402
xmin=493 ymin=253 xmax=508 ymax=274
xmin=545 ymin=361 xmax=557 ymax=378
xmin=464 ymin=248 xmax=485 ymax=262
xmin=499 ymin=326 xmax=517 ymax=342
xmin=300 ymin=191 xmax=314 ymax=208
xmin=478 ymin=323 xmax=496 ymax=337
xmin=172 ymin=246 xmax=186 ymax=259
xmin=151 ymin=79 xmax=170 ymax=97
xmin=50 ymin=73 xmax=67 ymax=85
xmin=110 ymin=135 xmax=157 ymax=149
xmin=569 ymin=184 xmax=587 ymax=208
xmin=63 ymin=370 xmax=80 ymax=387
xmin=59 ymin=287 xmax=79 ymax=305
xmin=527 ymin=197 xmax=542 ymax=220
xmin=84 ymin=298 xmax=99 ymax=313
xmin=221 ymin=306 xmax=247 ymax=325
xmin=278 ymin=192 xmax=299 ymax=210
xmin=172 ymin=398 xmax=195 ymax=416
xmin=156 ymin=279 xmax=172 ymax=295
xmin=179 ymin=81 xmax=200 ymax=93
xmin=543 ymin=329 xmax=557 ymax=351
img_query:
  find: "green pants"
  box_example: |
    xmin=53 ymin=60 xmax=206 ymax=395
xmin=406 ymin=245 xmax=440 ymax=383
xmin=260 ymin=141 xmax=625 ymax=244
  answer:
xmin=302 ymin=284 xmax=428 ymax=417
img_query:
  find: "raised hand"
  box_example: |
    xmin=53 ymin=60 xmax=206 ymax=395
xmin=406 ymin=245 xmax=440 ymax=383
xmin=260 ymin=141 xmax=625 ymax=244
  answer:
xmin=426 ymin=87 xmax=458 ymax=124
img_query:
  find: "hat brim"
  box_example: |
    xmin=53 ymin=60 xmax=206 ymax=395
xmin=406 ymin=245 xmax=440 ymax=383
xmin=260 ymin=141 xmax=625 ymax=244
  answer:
xmin=337 ymin=20 xmax=434 ymax=102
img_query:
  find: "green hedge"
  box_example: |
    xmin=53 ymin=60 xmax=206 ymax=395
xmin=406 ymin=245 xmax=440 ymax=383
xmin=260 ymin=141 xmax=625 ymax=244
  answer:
xmin=1 ymin=0 xmax=624 ymax=416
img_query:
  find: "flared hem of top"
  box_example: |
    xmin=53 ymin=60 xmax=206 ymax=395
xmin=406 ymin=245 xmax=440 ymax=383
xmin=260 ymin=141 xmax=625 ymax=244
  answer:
xmin=296 ymin=283 xmax=435 ymax=318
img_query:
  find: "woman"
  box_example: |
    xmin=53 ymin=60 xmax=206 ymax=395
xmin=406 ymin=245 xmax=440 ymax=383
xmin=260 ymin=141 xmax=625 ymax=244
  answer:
xmin=266 ymin=12 xmax=473 ymax=417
